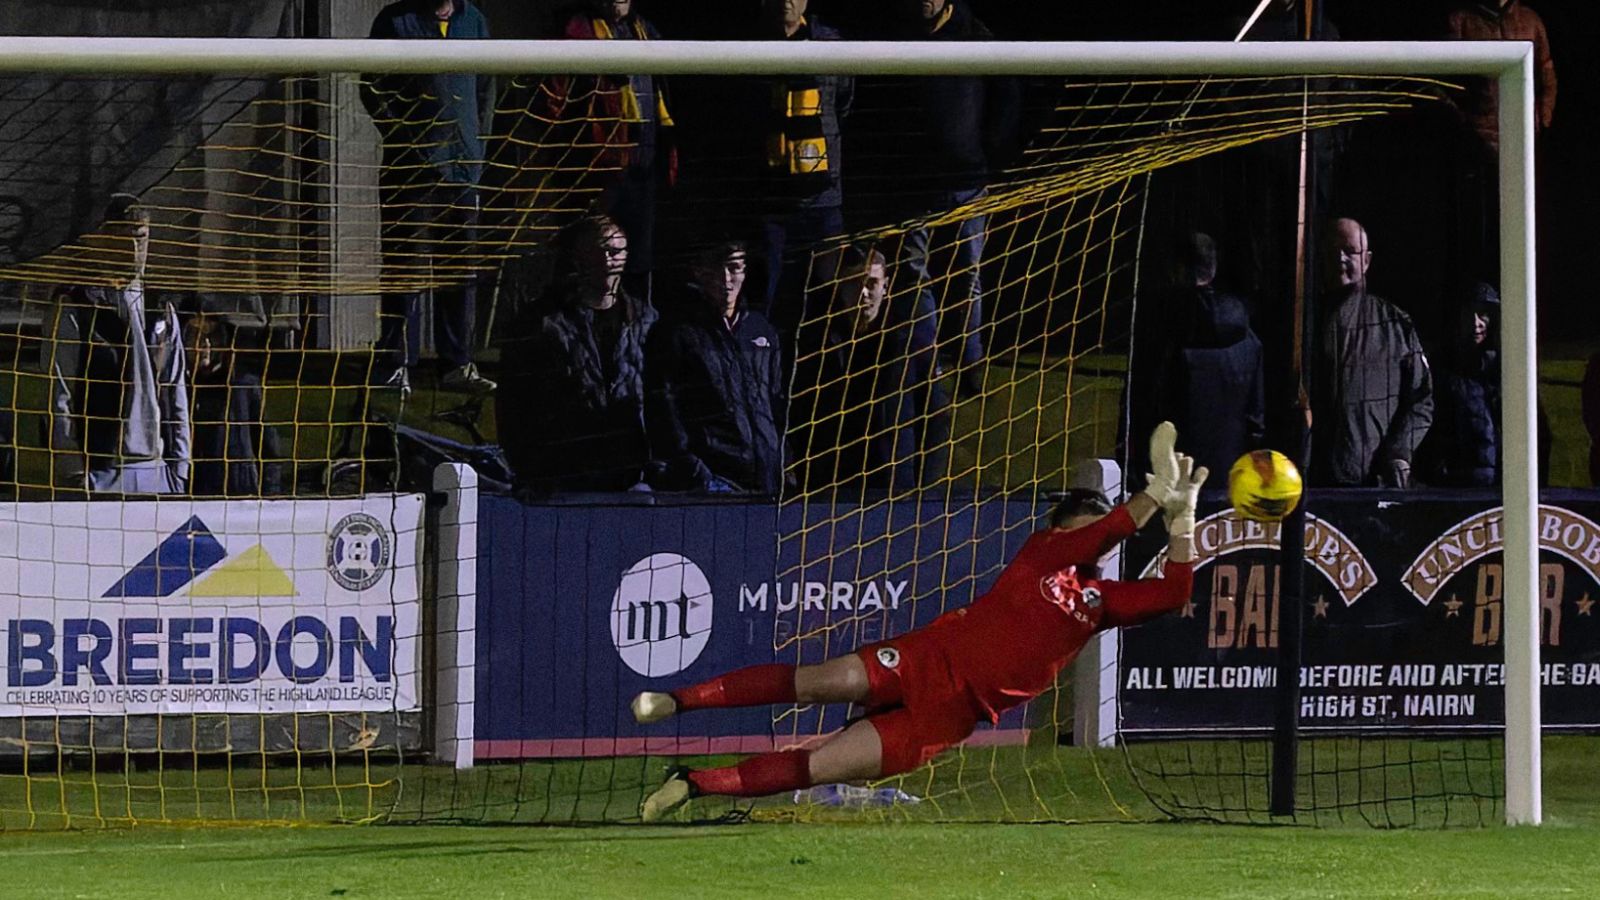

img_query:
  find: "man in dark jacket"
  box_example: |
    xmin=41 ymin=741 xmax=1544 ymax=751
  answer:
xmin=645 ymin=239 xmax=785 ymax=494
xmin=186 ymin=310 xmax=287 ymax=497
xmin=502 ymin=215 xmax=658 ymax=492
xmin=1128 ymin=234 xmax=1265 ymax=487
xmin=48 ymin=194 xmax=190 ymax=495
xmin=758 ymin=0 xmax=852 ymax=337
xmin=790 ymin=246 xmax=950 ymax=494
xmin=1445 ymin=0 xmax=1557 ymax=152
xmin=1418 ymin=283 xmax=1501 ymax=487
xmin=1313 ymin=218 xmax=1433 ymax=487
xmin=363 ymin=0 xmax=496 ymax=396
xmin=892 ymin=0 xmax=1022 ymax=392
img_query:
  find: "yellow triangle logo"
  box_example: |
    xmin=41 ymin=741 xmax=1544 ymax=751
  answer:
xmin=188 ymin=544 xmax=298 ymax=598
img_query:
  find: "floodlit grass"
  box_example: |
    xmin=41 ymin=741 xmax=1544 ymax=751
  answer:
xmin=4 ymin=735 xmax=1499 ymax=830
xmin=6 ymin=803 xmax=1600 ymax=899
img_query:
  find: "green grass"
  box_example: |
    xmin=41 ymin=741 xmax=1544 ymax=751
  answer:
xmin=1541 ymin=352 xmax=1592 ymax=489
xmin=6 ymin=807 xmax=1600 ymax=899
xmin=1 ymin=736 xmax=1595 ymax=897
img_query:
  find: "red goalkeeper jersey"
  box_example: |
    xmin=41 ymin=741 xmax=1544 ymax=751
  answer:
xmin=932 ymin=506 xmax=1195 ymax=722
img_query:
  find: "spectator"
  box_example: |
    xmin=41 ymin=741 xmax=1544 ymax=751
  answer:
xmin=363 ymin=0 xmax=496 ymax=397
xmin=186 ymin=311 xmax=288 ymax=497
xmin=47 ymin=194 xmax=190 ymax=495
xmin=790 ymin=245 xmax=949 ymax=493
xmin=1312 ymin=218 xmax=1433 ymax=487
xmin=1418 ymin=283 xmax=1501 ymax=487
xmin=548 ymin=0 xmax=676 ymax=301
xmin=757 ymin=0 xmax=852 ymax=336
xmin=1445 ymin=0 xmax=1557 ymax=151
xmin=500 ymin=215 xmax=658 ymax=492
xmin=645 ymin=238 xmax=785 ymax=494
xmin=1128 ymin=234 xmax=1265 ymax=487
xmin=894 ymin=0 xmax=1022 ymax=394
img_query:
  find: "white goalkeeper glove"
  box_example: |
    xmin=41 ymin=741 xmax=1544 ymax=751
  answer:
xmin=1143 ymin=421 xmax=1181 ymax=508
xmin=1164 ymin=453 xmax=1209 ymax=539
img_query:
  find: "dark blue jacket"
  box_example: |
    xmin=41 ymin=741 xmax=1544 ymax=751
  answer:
xmin=1129 ymin=285 xmax=1266 ymax=485
xmin=501 ymin=285 xmax=659 ymax=492
xmin=789 ymin=309 xmax=944 ymax=494
xmin=363 ymin=0 xmax=494 ymax=185
xmin=1420 ymin=305 xmax=1499 ymax=488
xmin=888 ymin=2 xmax=1023 ymax=202
xmin=645 ymin=292 xmax=785 ymax=494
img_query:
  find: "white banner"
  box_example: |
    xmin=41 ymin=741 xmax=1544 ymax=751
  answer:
xmin=0 ymin=495 xmax=423 ymax=716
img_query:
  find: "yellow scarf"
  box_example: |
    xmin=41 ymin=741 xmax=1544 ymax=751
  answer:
xmin=591 ymin=17 xmax=675 ymax=126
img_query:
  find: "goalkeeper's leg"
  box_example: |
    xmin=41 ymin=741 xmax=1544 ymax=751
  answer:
xmin=639 ymin=700 xmax=978 ymax=821
xmin=631 ymin=654 xmax=871 ymax=724
xmin=640 ymin=716 xmax=884 ymax=822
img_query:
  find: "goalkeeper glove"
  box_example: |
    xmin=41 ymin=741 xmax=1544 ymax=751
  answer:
xmin=1164 ymin=453 xmax=1209 ymax=539
xmin=1143 ymin=421 xmax=1181 ymax=508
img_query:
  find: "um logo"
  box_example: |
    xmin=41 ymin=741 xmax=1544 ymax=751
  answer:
xmin=610 ymin=553 xmax=713 ymax=677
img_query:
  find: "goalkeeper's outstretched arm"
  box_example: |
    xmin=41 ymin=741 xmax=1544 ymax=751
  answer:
xmin=1099 ymin=447 xmax=1206 ymax=629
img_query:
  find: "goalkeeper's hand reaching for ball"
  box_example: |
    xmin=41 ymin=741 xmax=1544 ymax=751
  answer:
xmin=1140 ymin=421 xmax=1207 ymax=564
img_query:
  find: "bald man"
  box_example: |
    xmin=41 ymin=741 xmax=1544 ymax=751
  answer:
xmin=1313 ymin=219 xmax=1433 ymax=488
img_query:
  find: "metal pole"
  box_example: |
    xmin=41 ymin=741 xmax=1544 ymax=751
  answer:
xmin=1498 ymin=47 xmax=1541 ymax=827
xmin=0 ymin=37 xmax=1530 ymax=77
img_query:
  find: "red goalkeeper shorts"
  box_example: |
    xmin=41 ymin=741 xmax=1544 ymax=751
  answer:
xmin=857 ymin=626 xmax=981 ymax=777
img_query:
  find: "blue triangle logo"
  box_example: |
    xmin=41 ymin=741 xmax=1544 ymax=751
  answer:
xmin=103 ymin=515 xmax=228 ymax=598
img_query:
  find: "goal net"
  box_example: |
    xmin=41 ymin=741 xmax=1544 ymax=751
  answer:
xmin=0 ymin=38 xmax=1540 ymax=828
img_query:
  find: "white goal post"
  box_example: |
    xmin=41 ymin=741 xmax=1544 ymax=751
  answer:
xmin=0 ymin=36 xmax=1540 ymax=825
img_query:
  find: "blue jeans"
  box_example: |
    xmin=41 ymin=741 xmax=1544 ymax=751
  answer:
xmin=902 ymin=187 xmax=987 ymax=368
xmin=377 ymin=182 xmax=480 ymax=371
xmin=762 ymin=204 xmax=846 ymax=336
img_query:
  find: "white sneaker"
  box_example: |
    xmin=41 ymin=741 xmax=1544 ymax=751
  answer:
xmin=640 ymin=769 xmax=693 ymax=823
xmin=441 ymin=363 xmax=497 ymax=394
xmin=382 ymin=367 xmax=412 ymax=398
xmin=631 ymin=691 xmax=678 ymax=725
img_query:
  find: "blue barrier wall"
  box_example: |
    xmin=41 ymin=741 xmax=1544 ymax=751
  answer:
xmin=474 ymin=495 xmax=1045 ymax=758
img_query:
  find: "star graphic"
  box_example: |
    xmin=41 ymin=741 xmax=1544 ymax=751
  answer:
xmin=1443 ymin=595 xmax=1464 ymax=618
xmin=1179 ymin=600 xmax=1196 ymax=619
xmin=1311 ymin=596 xmax=1330 ymax=619
xmin=1579 ymin=594 xmax=1595 ymax=617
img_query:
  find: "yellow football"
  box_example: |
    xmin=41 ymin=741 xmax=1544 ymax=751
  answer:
xmin=1227 ymin=450 xmax=1303 ymax=523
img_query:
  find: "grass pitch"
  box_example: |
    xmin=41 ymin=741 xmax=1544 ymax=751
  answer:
xmin=8 ymin=814 xmax=1600 ymax=899
xmin=3 ymin=736 xmax=1597 ymax=899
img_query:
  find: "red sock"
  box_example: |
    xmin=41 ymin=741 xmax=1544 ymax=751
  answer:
xmin=672 ymin=664 xmax=796 ymax=711
xmin=688 ymin=750 xmax=813 ymax=798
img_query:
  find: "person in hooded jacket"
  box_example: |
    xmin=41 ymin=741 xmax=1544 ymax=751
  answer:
xmin=1418 ymin=283 xmax=1502 ymax=487
xmin=1128 ymin=233 xmax=1265 ymax=487
xmin=48 ymin=194 xmax=190 ymax=495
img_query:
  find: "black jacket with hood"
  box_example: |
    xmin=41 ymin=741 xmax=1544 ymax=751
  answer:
xmin=1129 ymin=285 xmax=1266 ymax=484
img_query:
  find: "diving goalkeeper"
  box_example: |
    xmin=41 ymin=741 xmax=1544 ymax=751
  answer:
xmin=633 ymin=422 xmax=1206 ymax=821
